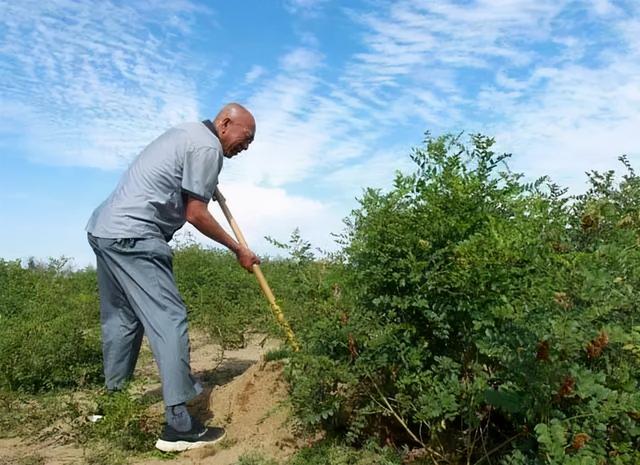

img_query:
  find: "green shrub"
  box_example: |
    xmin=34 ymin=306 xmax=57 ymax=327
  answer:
xmin=81 ymin=390 xmax=162 ymax=452
xmin=172 ymin=243 xmax=268 ymax=346
xmin=289 ymin=440 xmax=401 ymax=465
xmin=0 ymin=234 xmax=329 ymax=392
xmin=173 ymin=231 xmax=343 ymax=348
xmin=287 ymin=134 xmax=640 ymax=464
xmin=0 ymin=260 xmax=102 ymax=392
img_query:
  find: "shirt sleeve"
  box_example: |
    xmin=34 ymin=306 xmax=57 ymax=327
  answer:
xmin=181 ymin=146 xmax=223 ymax=202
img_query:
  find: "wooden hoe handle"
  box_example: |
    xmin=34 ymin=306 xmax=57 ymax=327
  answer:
xmin=214 ymin=188 xmax=300 ymax=352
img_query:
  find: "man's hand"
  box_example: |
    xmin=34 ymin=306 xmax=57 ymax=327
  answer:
xmin=236 ymin=245 xmax=261 ymax=272
xmin=184 ymin=195 xmax=261 ymax=272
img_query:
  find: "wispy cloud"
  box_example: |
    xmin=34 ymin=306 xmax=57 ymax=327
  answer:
xmin=227 ymin=1 xmax=575 ymax=192
xmin=284 ymin=0 xmax=329 ymax=17
xmin=0 ymin=0 xmax=216 ymax=168
xmin=223 ymin=46 xmax=370 ymax=189
xmin=244 ymin=65 xmax=266 ymax=85
xmin=339 ymin=0 xmax=571 ymax=124
xmin=488 ymin=59 xmax=640 ymax=189
xmin=218 ymin=0 xmax=640 ymax=252
xmin=282 ymin=0 xmax=639 ymax=191
xmin=175 ymin=182 xmax=341 ymax=256
xmin=3 ymin=0 xmax=639 ymax=261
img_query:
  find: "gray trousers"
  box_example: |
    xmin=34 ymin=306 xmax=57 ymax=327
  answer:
xmin=87 ymin=234 xmax=202 ymax=406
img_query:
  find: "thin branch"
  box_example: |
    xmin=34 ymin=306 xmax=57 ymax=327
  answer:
xmin=479 ymin=414 xmax=493 ymax=465
xmin=473 ymin=432 xmax=525 ymax=465
xmin=467 ymin=424 xmax=480 ymax=465
xmin=368 ymin=379 xmax=425 ymax=448
xmin=366 ymin=375 xmax=449 ymax=462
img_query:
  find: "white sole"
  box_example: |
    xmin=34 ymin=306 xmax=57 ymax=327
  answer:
xmin=155 ymin=430 xmax=226 ymax=452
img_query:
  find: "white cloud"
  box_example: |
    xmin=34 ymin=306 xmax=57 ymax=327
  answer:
xmin=221 ymin=47 xmax=373 ymax=189
xmin=335 ymin=0 xmax=640 ymax=193
xmin=592 ymin=0 xmax=617 ymax=16
xmin=279 ymin=47 xmax=324 ymax=72
xmin=244 ymin=65 xmax=266 ymax=84
xmin=225 ymin=0 xmax=640 ymax=211
xmin=322 ymin=146 xmax=415 ymax=202
xmin=4 ymin=0 xmax=640 ymax=264
xmin=488 ymin=61 xmax=640 ymax=192
xmin=0 ymin=0 xmax=216 ymax=168
xmin=346 ymin=0 xmax=565 ymax=85
xmin=173 ymin=182 xmax=343 ymax=257
xmin=284 ymin=0 xmax=329 ymax=16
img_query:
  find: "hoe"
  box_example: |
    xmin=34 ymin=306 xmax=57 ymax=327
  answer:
xmin=215 ymin=188 xmax=300 ymax=352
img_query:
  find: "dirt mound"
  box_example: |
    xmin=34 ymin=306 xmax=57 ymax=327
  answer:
xmin=198 ymin=361 xmax=299 ymax=464
xmin=136 ymin=335 xmax=302 ymax=465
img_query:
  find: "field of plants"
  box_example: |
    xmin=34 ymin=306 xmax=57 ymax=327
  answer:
xmin=1 ymin=134 xmax=638 ymax=465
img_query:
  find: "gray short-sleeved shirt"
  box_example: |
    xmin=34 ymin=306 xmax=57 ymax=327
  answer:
xmin=86 ymin=122 xmax=223 ymax=242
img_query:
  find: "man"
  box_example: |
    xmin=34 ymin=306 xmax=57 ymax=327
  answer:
xmin=86 ymin=103 xmax=260 ymax=452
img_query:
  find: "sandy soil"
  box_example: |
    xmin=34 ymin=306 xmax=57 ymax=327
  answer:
xmin=0 ymin=331 xmax=300 ymax=465
xmin=133 ymin=333 xmax=301 ymax=465
xmin=0 ymin=439 xmax=85 ymax=465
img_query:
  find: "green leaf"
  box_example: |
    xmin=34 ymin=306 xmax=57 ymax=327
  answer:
xmin=535 ymin=420 xmax=567 ymax=461
xmin=484 ymin=388 xmax=524 ymax=414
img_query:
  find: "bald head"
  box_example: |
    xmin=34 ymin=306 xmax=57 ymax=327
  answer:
xmin=213 ymin=103 xmax=256 ymax=158
xmin=214 ymin=103 xmax=254 ymax=123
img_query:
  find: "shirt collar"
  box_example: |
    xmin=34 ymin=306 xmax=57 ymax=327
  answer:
xmin=202 ymin=119 xmax=219 ymax=138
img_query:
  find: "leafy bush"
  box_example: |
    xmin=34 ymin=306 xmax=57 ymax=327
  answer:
xmin=172 ymin=242 xmax=268 ymax=346
xmin=0 ymin=234 xmax=327 ymax=392
xmin=287 ymin=134 xmax=640 ymax=464
xmin=173 ymin=230 xmax=343 ymax=348
xmin=0 ymin=259 xmax=102 ymax=392
xmin=81 ymin=390 xmax=162 ymax=452
xmin=289 ymin=440 xmax=401 ymax=465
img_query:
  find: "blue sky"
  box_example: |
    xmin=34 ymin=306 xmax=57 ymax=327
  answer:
xmin=1 ymin=0 xmax=639 ymax=266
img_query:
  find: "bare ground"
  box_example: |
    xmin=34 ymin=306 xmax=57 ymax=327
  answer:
xmin=0 ymin=331 xmax=301 ymax=465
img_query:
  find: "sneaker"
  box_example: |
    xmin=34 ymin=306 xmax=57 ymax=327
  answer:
xmin=87 ymin=414 xmax=104 ymax=423
xmin=154 ymin=419 xmax=226 ymax=452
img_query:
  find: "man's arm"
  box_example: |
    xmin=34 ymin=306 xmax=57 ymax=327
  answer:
xmin=184 ymin=195 xmax=260 ymax=272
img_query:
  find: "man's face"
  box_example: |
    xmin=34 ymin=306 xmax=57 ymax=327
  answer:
xmin=220 ymin=115 xmax=255 ymax=158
